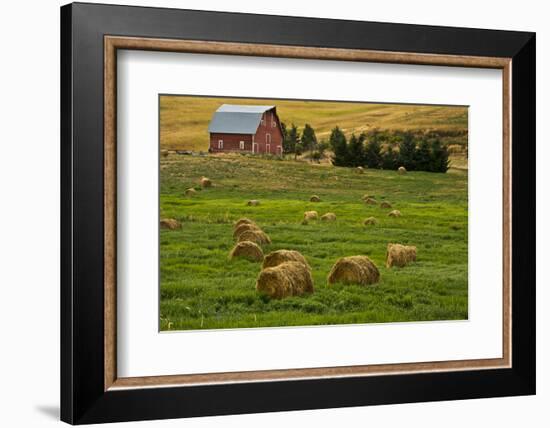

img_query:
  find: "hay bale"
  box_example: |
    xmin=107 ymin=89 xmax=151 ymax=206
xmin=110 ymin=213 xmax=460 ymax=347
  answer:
xmin=199 ymin=176 xmax=212 ymax=188
xmin=184 ymin=188 xmax=197 ymax=196
xmin=380 ymin=201 xmax=392 ymax=209
xmin=321 ymin=212 xmax=336 ymax=221
xmin=363 ymin=217 xmax=377 ymax=226
xmin=229 ymin=241 xmax=264 ymax=262
xmin=247 ymin=199 xmax=260 ymax=206
xmin=357 ymin=166 xmax=364 ymax=174
xmin=310 ymin=195 xmax=321 ymax=202
xmin=256 ymin=261 xmax=314 ymax=299
xmin=160 ymin=218 xmax=181 ymax=230
xmin=398 ymin=166 xmax=407 ymax=175
xmin=233 ymin=223 xmax=261 ymax=240
xmin=161 ymin=149 xmax=169 ymax=158
xmin=262 ymin=250 xmax=309 ymax=269
xmin=388 ymin=210 xmax=401 ymax=217
xmin=327 ymin=256 xmax=380 ymax=286
xmin=364 ymin=197 xmax=377 ymax=205
xmin=237 ymin=229 xmax=271 ymax=245
xmin=304 ymin=211 xmax=318 ymax=221
xmin=386 ymin=243 xmax=417 ymax=268
xmin=234 ymin=218 xmax=256 ymax=229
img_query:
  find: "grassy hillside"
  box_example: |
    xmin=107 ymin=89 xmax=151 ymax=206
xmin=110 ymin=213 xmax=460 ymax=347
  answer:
xmin=160 ymin=154 xmax=468 ymax=331
xmin=160 ymin=95 xmax=468 ymax=152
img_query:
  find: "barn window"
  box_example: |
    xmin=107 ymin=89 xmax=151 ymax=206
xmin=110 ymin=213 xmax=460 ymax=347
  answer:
xmin=266 ymin=134 xmax=271 ymax=144
xmin=218 ymin=140 xmax=223 ymax=149
xmin=239 ymin=141 xmax=245 ymax=150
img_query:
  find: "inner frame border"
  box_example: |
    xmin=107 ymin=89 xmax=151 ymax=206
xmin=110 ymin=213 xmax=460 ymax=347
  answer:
xmin=104 ymin=36 xmax=512 ymax=391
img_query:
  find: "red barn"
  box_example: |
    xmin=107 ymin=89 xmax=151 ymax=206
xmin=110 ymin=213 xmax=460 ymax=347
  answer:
xmin=208 ymin=104 xmax=284 ymax=155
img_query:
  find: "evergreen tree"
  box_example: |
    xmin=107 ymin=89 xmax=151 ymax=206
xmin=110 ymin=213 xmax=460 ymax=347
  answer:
xmin=415 ymin=139 xmax=431 ymax=171
xmin=381 ymin=146 xmax=398 ymax=170
xmin=365 ymin=134 xmax=382 ymax=168
xmin=283 ymin=123 xmax=299 ymax=153
xmin=329 ymin=127 xmax=346 ymax=152
xmin=331 ymin=130 xmax=349 ymax=167
xmin=300 ymin=123 xmax=317 ymax=152
xmin=429 ymin=139 xmax=450 ymax=173
xmin=347 ymin=133 xmax=366 ymax=167
xmin=398 ymin=132 xmax=417 ymax=170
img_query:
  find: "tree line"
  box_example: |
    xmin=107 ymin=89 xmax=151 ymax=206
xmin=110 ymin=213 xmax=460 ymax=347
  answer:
xmin=281 ymin=122 xmax=451 ymax=173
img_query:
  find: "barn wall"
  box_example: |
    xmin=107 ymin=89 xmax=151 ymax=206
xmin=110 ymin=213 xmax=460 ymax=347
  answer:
xmin=209 ymin=133 xmax=252 ymax=152
xmin=253 ymin=110 xmax=284 ymax=155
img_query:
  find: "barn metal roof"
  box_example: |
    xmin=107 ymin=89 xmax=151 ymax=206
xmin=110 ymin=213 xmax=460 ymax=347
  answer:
xmin=208 ymin=104 xmax=275 ymax=134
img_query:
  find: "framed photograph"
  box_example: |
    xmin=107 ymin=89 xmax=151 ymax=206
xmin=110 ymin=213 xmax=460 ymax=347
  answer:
xmin=61 ymin=2 xmax=535 ymax=424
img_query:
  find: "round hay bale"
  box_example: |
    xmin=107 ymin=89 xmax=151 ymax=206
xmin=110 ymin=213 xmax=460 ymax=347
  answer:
xmin=327 ymin=256 xmax=380 ymax=286
xmin=310 ymin=195 xmax=321 ymax=202
xmin=247 ymin=199 xmax=260 ymax=206
xmin=304 ymin=211 xmax=318 ymax=221
xmin=321 ymin=212 xmax=336 ymax=221
xmin=363 ymin=217 xmax=377 ymax=226
xmin=233 ymin=223 xmax=261 ymax=240
xmin=256 ymin=261 xmax=314 ymax=299
xmin=199 ymin=176 xmax=212 ymax=188
xmin=364 ymin=197 xmax=377 ymax=205
xmin=262 ymin=250 xmax=309 ymax=269
xmin=184 ymin=188 xmax=197 ymax=196
xmin=386 ymin=243 xmax=417 ymax=268
xmin=161 ymin=149 xmax=169 ymax=158
xmin=380 ymin=201 xmax=392 ymax=209
xmin=234 ymin=218 xmax=256 ymax=229
xmin=398 ymin=166 xmax=407 ymax=175
xmin=160 ymin=218 xmax=181 ymax=230
xmin=229 ymin=241 xmax=264 ymax=262
xmin=357 ymin=166 xmax=364 ymax=174
xmin=237 ymin=229 xmax=271 ymax=245
xmin=388 ymin=210 xmax=401 ymax=217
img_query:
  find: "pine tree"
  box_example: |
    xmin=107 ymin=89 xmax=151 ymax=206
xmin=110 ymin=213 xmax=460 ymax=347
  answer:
xmin=300 ymin=124 xmax=317 ymax=153
xmin=283 ymin=123 xmax=299 ymax=153
xmin=398 ymin=132 xmax=417 ymax=170
xmin=381 ymin=146 xmax=398 ymax=170
xmin=347 ymin=133 xmax=366 ymax=167
xmin=365 ymin=134 xmax=382 ymax=168
xmin=331 ymin=128 xmax=349 ymax=166
xmin=415 ymin=139 xmax=431 ymax=171
xmin=429 ymin=139 xmax=450 ymax=173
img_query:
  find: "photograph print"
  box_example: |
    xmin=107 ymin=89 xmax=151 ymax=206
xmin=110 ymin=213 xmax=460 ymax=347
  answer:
xmin=159 ymin=95 xmax=468 ymax=331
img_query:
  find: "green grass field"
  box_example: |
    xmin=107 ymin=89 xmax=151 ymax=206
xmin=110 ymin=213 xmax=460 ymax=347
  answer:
xmin=160 ymin=95 xmax=468 ymax=152
xmin=160 ymin=154 xmax=468 ymax=331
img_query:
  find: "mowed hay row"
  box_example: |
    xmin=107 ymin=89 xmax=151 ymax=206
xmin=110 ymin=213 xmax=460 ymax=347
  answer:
xmin=229 ymin=241 xmax=264 ymax=262
xmin=262 ymin=250 xmax=309 ymax=269
xmin=256 ymin=261 xmax=314 ymax=299
xmin=160 ymin=218 xmax=181 ymax=230
xmin=304 ymin=211 xmax=319 ymax=221
xmin=233 ymin=223 xmax=261 ymax=240
xmin=327 ymin=256 xmax=380 ymax=287
xmin=234 ymin=218 xmax=257 ymax=229
xmin=386 ymin=243 xmax=417 ymax=268
xmin=237 ymin=229 xmax=271 ymax=245
xmin=321 ymin=212 xmax=336 ymax=221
